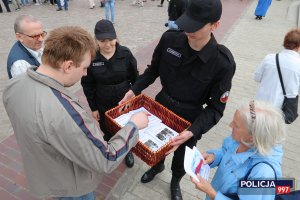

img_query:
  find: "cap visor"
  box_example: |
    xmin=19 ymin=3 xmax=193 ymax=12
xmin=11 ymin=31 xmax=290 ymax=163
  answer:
xmin=176 ymin=13 xmax=206 ymax=33
xmin=95 ymin=33 xmax=117 ymax=40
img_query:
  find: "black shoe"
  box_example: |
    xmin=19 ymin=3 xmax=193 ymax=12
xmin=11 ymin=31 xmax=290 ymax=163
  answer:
xmin=170 ymin=176 xmax=183 ymax=200
xmin=125 ymin=151 xmax=134 ymax=168
xmin=56 ymin=8 xmax=62 ymax=11
xmin=141 ymin=164 xmax=165 ymax=183
xmin=255 ymin=15 xmax=262 ymax=20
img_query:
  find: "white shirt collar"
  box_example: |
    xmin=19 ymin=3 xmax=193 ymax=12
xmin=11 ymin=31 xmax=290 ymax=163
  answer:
xmin=22 ymin=43 xmax=43 ymax=63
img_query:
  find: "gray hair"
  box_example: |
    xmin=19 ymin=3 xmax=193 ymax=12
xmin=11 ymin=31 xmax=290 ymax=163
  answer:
xmin=238 ymin=101 xmax=286 ymax=156
xmin=14 ymin=15 xmax=40 ymax=33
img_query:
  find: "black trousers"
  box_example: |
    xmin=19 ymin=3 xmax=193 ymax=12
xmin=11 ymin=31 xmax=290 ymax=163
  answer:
xmin=1 ymin=0 xmax=11 ymax=12
xmin=99 ymin=108 xmax=114 ymax=141
xmin=153 ymin=91 xmax=203 ymax=178
xmin=154 ymin=137 xmax=197 ymax=178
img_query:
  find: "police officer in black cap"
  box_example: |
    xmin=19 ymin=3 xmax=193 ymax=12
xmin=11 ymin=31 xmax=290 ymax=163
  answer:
xmin=81 ymin=19 xmax=138 ymax=168
xmin=120 ymin=0 xmax=236 ymax=199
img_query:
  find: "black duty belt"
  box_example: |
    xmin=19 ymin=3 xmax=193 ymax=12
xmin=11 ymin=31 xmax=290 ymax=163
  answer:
xmin=96 ymin=81 xmax=129 ymax=90
xmin=160 ymin=90 xmax=203 ymax=110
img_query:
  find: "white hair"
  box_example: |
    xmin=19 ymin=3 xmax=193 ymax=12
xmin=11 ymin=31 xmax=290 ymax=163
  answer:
xmin=14 ymin=15 xmax=40 ymax=33
xmin=238 ymin=101 xmax=286 ymax=156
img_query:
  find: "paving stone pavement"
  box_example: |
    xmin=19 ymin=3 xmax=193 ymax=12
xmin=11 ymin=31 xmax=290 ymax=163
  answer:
xmin=0 ymin=0 xmax=299 ymax=200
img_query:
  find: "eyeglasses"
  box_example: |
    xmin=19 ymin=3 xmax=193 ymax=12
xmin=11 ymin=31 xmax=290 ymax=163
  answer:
xmin=18 ymin=31 xmax=47 ymax=40
xmin=249 ymin=100 xmax=256 ymax=123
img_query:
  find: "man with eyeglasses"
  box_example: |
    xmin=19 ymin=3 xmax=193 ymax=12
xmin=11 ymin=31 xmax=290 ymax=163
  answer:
xmin=7 ymin=15 xmax=46 ymax=79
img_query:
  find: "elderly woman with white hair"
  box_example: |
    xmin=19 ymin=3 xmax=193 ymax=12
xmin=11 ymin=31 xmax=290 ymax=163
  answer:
xmin=191 ymin=100 xmax=286 ymax=200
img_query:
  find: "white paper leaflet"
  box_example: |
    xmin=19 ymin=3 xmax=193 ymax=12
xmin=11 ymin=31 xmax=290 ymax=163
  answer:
xmin=184 ymin=146 xmax=210 ymax=182
xmin=114 ymin=107 xmax=179 ymax=152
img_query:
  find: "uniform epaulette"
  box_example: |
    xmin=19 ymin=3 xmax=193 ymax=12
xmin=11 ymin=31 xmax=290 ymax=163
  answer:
xmin=118 ymin=44 xmax=130 ymax=52
xmin=218 ymin=44 xmax=235 ymax=65
xmin=165 ymin=29 xmax=184 ymax=33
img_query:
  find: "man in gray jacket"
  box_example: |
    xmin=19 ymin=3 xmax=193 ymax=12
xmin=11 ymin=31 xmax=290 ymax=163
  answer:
xmin=3 ymin=26 xmax=148 ymax=200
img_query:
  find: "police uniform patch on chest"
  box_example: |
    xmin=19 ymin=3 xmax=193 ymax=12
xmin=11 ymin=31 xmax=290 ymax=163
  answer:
xmin=92 ymin=62 xmax=105 ymax=67
xmin=167 ymin=48 xmax=181 ymax=58
xmin=220 ymin=91 xmax=230 ymax=103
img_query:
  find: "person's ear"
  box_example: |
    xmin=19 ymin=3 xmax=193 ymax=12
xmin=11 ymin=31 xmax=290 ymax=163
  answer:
xmin=16 ymin=33 xmax=23 ymax=42
xmin=211 ymin=20 xmax=220 ymax=32
xmin=62 ymin=60 xmax=74 ymax=74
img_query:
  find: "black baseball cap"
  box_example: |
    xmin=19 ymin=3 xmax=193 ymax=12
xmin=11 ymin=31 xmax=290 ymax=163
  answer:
xmin=176 ymin=0 xmax=222 ymax=33
xmin=94 ymin=19 xmax=117 ymax=40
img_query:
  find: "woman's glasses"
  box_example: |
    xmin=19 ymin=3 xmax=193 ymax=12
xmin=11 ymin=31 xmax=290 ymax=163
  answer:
xmin=18 ymin=31 xmax=47 ymax=40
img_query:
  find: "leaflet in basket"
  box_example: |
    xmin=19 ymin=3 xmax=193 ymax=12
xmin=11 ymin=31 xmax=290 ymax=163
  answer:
xmin=114 ymin=107 xmax=179 ymax=152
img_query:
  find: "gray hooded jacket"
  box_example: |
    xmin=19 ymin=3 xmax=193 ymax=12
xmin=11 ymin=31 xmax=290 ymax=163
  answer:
xmin=3 ymin=67 xmax=139 ymax=198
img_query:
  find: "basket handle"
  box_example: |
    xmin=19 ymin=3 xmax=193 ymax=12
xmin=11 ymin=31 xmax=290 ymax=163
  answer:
xmin=119 ymin=103 xmax=131 ymax=113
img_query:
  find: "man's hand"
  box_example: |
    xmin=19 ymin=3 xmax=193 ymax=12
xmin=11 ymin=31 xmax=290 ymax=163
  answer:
xmin=129 ymin=112 xmax=149 ymax=130
xmin=166 ymin=130 xmax=193 ymax=155
xmin=202 ymin=152 xmax=215 ymax=165
xmin=191 ymin=174 xmax=216 ymax=200
xmin=119 ymin=90 xmax=135 ymax=105
xmin=92 ymin=110 xmax=100 ymax=121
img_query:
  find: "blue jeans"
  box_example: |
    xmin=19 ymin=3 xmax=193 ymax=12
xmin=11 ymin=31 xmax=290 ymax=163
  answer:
xmin=57 ymin=0 xmax=68 ymax=10
xmin=105 ymin=0 xmax=115 ymax=23
xmin=21 ymin=0 xmax=28 ymax=5
xmin=57 ymin=192 xmax=95 ymax=200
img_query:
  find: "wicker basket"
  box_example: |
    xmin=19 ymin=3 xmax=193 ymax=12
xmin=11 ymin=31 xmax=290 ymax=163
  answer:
xmin=105 ymin=94 xmax=191 ymax=166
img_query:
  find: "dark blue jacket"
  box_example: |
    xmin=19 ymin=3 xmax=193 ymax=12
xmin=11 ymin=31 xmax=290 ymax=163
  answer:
xmin=7 ymin=41 xmax=40 ymax=79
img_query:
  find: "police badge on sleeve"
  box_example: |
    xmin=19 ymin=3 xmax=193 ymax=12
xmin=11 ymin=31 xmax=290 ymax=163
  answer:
xmin=220 ymin=91 xmax=230 ymax=103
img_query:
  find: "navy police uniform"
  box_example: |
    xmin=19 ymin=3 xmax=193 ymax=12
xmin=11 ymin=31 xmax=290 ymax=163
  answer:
xmin=81 ymin=44 xmax=138 ymax=140
xmin=168 ymin=0 xmax=186 ymax=21
xmin=132 ymin=30 xmax=236 ymax=178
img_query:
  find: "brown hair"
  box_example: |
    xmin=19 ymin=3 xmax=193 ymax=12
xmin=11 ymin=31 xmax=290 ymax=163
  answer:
xmin=42 ymin=26 xmax=96 ymax=69
xmin=283 ymin=29 xmax=300 ymax=50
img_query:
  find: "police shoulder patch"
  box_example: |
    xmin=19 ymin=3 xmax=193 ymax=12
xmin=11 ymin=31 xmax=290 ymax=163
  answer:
xmin=220 ymin=91 xmax=230 ymax=103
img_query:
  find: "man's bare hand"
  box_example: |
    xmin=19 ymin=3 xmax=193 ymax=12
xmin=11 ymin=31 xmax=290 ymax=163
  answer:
xmin=92 ymin=110 xmax=100 ymax=121
xmin=119 ymin=90 xmax=135 ymax=105
xmin=166 ymin=130 xmax=193 ymax=155
xmin=129 ymin=112 xmax=149 ymax=130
